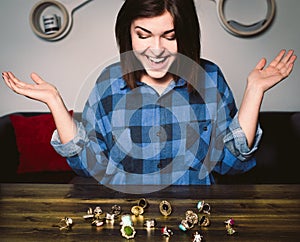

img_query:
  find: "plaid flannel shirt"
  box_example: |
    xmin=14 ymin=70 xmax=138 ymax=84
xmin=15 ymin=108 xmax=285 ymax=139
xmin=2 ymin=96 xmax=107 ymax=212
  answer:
xmin=52 ymin=59 xmax=262 ymax=185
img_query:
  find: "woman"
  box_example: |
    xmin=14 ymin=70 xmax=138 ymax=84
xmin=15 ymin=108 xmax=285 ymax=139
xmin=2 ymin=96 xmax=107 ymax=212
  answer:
xmin=2 ymin=0 xmax=296 ymax=188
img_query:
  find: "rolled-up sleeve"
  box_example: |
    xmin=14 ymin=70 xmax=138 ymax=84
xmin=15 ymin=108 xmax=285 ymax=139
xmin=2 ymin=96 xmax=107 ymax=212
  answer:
xmin=223 ymin=113 xmax=262 ymax=161
xmin=51 ymin=121 xmax=89 ymax=157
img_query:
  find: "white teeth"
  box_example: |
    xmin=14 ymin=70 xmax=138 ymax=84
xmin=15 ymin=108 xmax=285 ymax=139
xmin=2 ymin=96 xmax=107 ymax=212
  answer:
xmin=148 ymin=56 xmax=165 ymax=63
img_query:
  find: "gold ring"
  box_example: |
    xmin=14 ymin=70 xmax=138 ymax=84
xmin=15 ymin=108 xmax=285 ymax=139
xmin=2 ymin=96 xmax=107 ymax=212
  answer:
xmin=159 ymin=200 xmax=172 ymax=216
xmin=185 ymin=210 xmax=198 ymax=225
xmin=199 ymin=215 xmax=210 ymax=227
xmin=120 ymin=224 xmax=136 ymax=239
xmin=131 ymin=205 xmax=144 ymax=216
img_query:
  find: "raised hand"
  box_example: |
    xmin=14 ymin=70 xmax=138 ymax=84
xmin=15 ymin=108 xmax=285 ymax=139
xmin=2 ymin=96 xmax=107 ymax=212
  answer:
xmin=247 ymin=49 xmax=297 ymax=94
xmin=2 ymin=71 xmax=60 ymax=106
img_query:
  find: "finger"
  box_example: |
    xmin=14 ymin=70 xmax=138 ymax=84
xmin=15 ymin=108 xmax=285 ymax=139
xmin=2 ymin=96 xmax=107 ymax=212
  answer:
xmin=287 ymin=53 xmax=297 ymax=66
xmin=269 ymin=49 xmax=286 ymax=67
xmin=281 ymin=49 xmax=295 ymax=64
xmin=8 ymin=72 xmax=28 ymax=89
xmin=30 ymin=72 xmax=45 ymax=84
xmin=2 ymin=72 xmax=13 ymax=89
xmin=255 ymin=58 xmax=266 ymax=70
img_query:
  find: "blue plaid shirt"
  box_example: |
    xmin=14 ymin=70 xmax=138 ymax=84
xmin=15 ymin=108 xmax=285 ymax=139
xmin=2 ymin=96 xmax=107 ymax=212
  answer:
xmin=52 ymin=59 xmax=262 ymax=185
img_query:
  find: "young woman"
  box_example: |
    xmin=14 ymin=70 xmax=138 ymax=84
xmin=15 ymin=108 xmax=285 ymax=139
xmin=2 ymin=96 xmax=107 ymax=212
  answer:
xmin=2 ymin=0 xmax=296 ymax=188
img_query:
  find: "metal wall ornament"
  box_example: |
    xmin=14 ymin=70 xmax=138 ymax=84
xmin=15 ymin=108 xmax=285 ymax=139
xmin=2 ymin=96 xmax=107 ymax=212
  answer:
xmin=29 ymin=0 xmax=93 ymax=41
xmin=215 ymin=0 xmax=276 ymax=37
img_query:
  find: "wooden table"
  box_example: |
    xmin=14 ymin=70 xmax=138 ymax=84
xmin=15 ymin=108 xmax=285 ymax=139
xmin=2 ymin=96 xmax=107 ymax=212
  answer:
xmin=0 ymin=183 xmax=299 ymax=241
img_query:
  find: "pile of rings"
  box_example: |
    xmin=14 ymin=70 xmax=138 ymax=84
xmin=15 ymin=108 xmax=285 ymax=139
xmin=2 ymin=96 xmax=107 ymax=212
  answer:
xmin=56 ymin=198 xmax=236 ymax=241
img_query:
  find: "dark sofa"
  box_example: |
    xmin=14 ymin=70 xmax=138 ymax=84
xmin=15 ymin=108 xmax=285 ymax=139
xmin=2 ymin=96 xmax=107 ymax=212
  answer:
xmin=0 ymin=111 xmax=299 ymax=184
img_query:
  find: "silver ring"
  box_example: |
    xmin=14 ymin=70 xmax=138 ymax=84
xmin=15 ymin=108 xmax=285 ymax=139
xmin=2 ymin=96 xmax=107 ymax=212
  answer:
xmin=143 ymin=219 xmax=157 ymax=228
xmin=138 ymin=198 xmax=148 ymax=209
xmin=161 ymin=226 xmax=173 ymax=237
xmin=58 ymin=217 xmax=73 ymax=230
xmin=111 ymin=204 xmax=122 ymax=216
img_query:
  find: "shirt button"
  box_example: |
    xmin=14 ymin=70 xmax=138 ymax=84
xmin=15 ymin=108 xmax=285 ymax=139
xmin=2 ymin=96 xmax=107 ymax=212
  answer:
xmin=203 ymin=127 xmax=208 ymax=131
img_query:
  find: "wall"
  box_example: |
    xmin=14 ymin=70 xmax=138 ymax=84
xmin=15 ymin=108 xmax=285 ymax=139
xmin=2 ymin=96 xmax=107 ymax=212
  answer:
xmin=0 ymin=0 xmax=299 ymax=116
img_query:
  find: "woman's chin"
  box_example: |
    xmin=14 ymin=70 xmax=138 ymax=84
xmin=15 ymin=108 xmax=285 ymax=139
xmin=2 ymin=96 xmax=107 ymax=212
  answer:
xmin=145 ymin=69 xmax=169 ymax=80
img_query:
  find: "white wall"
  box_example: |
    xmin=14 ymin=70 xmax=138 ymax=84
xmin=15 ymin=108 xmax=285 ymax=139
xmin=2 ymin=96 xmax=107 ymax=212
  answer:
xmin=0 ymin=0 xmax=299 ymax=116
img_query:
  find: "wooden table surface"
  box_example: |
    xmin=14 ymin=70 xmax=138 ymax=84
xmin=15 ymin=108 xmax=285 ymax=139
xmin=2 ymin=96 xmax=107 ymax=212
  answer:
xmin=0 ymin=183 xmax=299 ymax=242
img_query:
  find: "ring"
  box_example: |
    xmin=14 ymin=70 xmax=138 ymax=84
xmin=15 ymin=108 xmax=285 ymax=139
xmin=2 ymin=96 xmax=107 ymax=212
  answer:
xmin=143 ymin=219 xmax=157 ymax=228
xmin=193 ymin=231 xmax=204 ymax=242
xmin=227 ymin=227 xmax=236 ymax=235
xmin=224 ymin=218 xmax=234 ymax=227
xmin=120 ymin=224 xmax=136 ymax=239
xmin=161 ymin=226 xmax=173 ymax=237
xmin=202 ymin=203 xmax=211 ymax=214
xmin=131 ymin=205 xmax=144 ymax=216
xmin=93 ymin=206 xmax=103 ymax=215
xmin=197 ymin=200 xmax=205 ymax=212
xmin=179 ymin=220 xmax=188 ymax=231
xmin=91 ymin=219 xmax=104 ymax=227
xmin=199 ymin=215 xmax=210 ymax=227
xmin=138 ymin=198 xmax=148 ymax=209
xmin=179 ymin=219 xmax=193 ymax=231
xmin=106 ymin=213 xmax=115 ymax=220
xmin=159 ymin=200 xmax=172 ymax=216
xmin=83 ymin=207 xmax=95 ymax=219
xmin=120 ymin=214 xmax=133 ymax=226
xmin=58 ymin=217 xmax=73 ymax=230
xmin=111 ymin=204 xmax=122 ymax=216
xmin=185 ymin=210 xmax=198 ymax=225
xmin=197 ymin=201 xmax=211 ymax=214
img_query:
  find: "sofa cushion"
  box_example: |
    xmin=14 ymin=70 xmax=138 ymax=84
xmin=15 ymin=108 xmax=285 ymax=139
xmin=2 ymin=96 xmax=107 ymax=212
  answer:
xmin=10 ymin=112 xmax=73 ymax=174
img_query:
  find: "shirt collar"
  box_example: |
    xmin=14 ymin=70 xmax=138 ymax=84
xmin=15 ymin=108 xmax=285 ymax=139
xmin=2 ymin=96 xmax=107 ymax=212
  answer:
xmin=119 ymin=77 xmax=187 ymax=90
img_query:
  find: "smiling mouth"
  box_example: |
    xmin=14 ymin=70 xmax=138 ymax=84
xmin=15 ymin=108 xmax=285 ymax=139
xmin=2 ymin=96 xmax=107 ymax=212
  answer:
xmin=147 ymin=55 xmax=168 ymax=64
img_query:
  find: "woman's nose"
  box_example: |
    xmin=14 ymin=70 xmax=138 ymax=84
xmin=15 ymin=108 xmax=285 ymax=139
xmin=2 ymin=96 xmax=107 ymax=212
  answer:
xmin=150 ymin=38 xmax=164 ymax=56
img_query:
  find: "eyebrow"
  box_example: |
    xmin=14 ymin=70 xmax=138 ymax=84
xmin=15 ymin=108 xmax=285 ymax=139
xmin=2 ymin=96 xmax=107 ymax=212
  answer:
xmin=134 ymin=26 xmax=175 ymax=35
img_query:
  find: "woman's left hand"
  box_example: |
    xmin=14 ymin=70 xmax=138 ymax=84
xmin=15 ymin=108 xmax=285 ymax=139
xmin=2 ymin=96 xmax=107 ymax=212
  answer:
xmin=247 ymin=49 xmax=297 ymax=93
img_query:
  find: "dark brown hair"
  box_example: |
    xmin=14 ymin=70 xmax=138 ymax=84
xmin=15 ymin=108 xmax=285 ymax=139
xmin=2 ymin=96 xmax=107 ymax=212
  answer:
xmin=115 ymin=0 xmax=201 ymax=90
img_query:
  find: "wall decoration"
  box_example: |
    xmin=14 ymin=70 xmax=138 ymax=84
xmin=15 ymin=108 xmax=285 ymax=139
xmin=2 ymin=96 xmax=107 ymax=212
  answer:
xmin=29 ymin=0 xmax=93 ymax=41
xmin=214 ymin=0 xmax=276 ymax=37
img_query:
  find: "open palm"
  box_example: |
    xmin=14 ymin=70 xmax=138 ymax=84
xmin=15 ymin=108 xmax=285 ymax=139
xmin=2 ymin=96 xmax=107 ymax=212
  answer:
xmin=248 ymin=49 xmax=297 ymax=93
xmin=2 ymin=71 xmax=58 ymax=105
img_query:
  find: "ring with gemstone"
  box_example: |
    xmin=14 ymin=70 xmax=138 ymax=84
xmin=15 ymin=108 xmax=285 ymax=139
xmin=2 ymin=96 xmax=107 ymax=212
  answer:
xmin=161 ymin=226 xmax=173 ymax=237
xmin=159 ymin=200 xmax=172 ymax=216
xmin=120 ymin=224 xmax=136 ymax=239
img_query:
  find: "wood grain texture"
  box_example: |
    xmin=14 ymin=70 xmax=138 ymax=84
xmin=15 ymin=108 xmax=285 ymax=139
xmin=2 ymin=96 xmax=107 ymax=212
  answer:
xmin=1 ymin=184 xmax=299 ymax=242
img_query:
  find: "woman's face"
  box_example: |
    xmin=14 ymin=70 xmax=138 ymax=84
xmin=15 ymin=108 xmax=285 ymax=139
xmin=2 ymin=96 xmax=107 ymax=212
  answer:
xmin=130 ymin=11 xmax=178 ymax=80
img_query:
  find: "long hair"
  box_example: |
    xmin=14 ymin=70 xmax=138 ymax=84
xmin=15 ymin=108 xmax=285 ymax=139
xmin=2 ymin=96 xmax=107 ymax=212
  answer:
xmin=115 ymin=0 xmax=201 ymax=90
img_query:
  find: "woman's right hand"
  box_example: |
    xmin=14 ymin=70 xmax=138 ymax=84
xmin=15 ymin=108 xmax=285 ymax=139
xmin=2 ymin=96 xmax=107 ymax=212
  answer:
xmin=2 ymin=71 xmax=61 ymax=107
xmin=3 ymin=71 xmax=77 ymax=144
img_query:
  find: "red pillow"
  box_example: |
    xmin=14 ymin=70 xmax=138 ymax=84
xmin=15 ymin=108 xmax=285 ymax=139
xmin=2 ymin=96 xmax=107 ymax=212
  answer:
xmin=10 ymin=112 xmax=73 ymax=174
